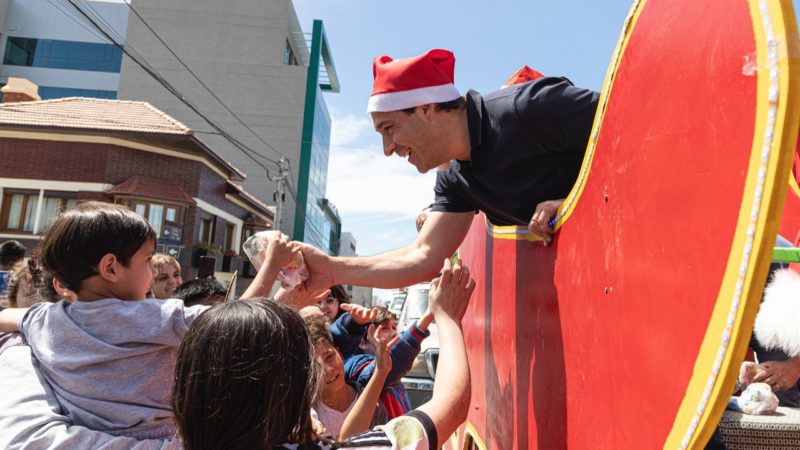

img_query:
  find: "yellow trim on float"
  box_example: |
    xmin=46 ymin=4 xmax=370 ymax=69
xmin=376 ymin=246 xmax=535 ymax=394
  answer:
xmin=664 ymin=1 xmax=800 ymax=449
xmin=462 ymin=422 xmax=487 ymax=450
xmin=550 ymin=0 xmax=648 ymax=228
xmin=789 ymin=168 xmax=800 ymax=198
xmin=484 ymin=216 xmax=543 ymax=241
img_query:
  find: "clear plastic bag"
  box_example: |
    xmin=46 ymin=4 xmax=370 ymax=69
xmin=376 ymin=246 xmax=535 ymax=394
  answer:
xmin=242 ymin=231 xmax=309 ymax=291
xmin=735 ymin=382 xmax=779 ymax=415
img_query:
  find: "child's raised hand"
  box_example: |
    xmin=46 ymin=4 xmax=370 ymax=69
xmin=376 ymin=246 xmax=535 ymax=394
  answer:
xmin=340 ymin=303 xmax=378 ymax=325
xmin=429 ymin=258 xmax=476 ymax=322
xmin=263 ymin=231 xmax=299 ymax=267
xmin=367 ymin=323 xmax=397 ymax=375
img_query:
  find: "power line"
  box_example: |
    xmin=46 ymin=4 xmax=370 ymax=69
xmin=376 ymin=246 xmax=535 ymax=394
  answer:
xmin=124 ymin=1 xmax=289 ymax=166
xmin=65 ymin=0 xmax=279 ymax=180
xmin=45 ymin=0 xmax=107 ymax=42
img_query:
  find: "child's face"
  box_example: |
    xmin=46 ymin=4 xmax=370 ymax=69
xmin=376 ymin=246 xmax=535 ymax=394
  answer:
xmin=378 ymin=319 xmax=398 ymax=342
xmin=362 ymin=319 xmax=398 ymax=355
xmin=314 ymin=340 xmax=346 ymax=401
xmin=317 ymin=296 xmax=340 ymax=322
xmin=114 ymin=239 xmax=157 ymax=301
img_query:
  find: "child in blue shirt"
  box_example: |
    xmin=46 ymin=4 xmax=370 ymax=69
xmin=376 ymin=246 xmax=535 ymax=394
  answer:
xmin=331 ymin=304 xmax=433 ymax=418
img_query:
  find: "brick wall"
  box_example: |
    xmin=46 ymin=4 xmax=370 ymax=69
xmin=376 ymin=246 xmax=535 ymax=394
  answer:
xmin=105 ymin=145 xmax=202 ymax=194
xmin=0 ymin=137 xmax=108 ymax=182
xmin=0 ymin=136 xmax=254 ymax=271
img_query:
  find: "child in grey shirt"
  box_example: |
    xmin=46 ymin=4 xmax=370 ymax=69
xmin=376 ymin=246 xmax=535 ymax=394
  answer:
xmin=0 ymin=202 xmax=298 ymax=440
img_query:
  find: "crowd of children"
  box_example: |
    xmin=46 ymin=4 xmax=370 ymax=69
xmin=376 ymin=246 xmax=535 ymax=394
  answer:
xmin=0 ymin=200 xmax=476 ymax=449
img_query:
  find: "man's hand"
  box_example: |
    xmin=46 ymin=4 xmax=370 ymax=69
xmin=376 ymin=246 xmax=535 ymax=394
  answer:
xmin=299 ymin=243 xmax=335 ymax=292
xmin=274 ymin=287 xmax=331 ymax=310
xmin=528 ymin=198 xmax=564 ymax=247
xmin=340 ymin=303 xmax=379 ymax=325
xmin=753 ymin=357 xmax=800 ymax=392
xmin=428 ymin=258 xmax=476 ymax=323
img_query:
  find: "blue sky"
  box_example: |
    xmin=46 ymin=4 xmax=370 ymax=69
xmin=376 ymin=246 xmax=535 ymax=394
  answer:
xmin=292 ymin=0 xmax=635 ymax=256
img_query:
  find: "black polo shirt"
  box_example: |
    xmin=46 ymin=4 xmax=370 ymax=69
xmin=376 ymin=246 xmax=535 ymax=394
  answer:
xmin=432 ymin=77 xmax=599 ymax=226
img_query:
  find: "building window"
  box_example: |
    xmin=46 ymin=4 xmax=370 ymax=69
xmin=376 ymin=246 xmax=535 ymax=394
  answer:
xmin=198 ymin=218 xmax=213 ymax=245
xmin=39 ymin=86 xmax=117 ymax=100
xmin=39 ymin=197 xmax=78 ymax=231
xmin=0 ymin=191 xmax=77 ymax=233
xmin=224 ymin=223 xmax=235 ymax=252
xmin=127 ymin=200 xmax=185 ymax=240
xmin=3 ymin=37 xmax=123 ymax=73
xmin=1 ymin=192 xmax=38 ymax=232
xmin=284 ymin=40 xmax=298 ymax=66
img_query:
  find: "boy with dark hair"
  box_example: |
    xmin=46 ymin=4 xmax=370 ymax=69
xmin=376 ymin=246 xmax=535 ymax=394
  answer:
xmin=0 ymin=202 xmax=301 ymax=440
xmin=331 ymin=303 xmax=433 ymax=418
xmin=173 ymin=278 xmax=227 ymax=307
xmin=0 ymin=240 xmax=26 ymax=304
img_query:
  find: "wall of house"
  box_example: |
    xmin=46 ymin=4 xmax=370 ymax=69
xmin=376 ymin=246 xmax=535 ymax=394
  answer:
xmin=0 ymin=136 xmax=254 ymax=271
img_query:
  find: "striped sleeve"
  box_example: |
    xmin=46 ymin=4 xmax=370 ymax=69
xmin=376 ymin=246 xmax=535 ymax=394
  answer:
xmin=340 ymin=411 xmax=434 ymax=450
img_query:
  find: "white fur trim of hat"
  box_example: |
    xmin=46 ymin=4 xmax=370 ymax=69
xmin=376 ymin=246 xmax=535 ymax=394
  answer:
xmin=753 ymin=268 xmax=800 ymax=358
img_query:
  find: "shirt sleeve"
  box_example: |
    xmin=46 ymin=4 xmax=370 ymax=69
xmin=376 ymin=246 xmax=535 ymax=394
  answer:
xmin=181 ymin=303 xmax=211 ymax=327
xmin=431 ymin=168 xmax=479 ymax=214
xmin=383 ymin=324 xmax=429 ymax=387
xmin=354 ymin=410 xmax=438 ymax=450
xmin=17 ymin=302 xmax=48 ymax=339
xmin=340 ymin=411 xmax=436 ymax=450
xmin=514 ymin=77 xmax=599 ymax=156
xmin=331 ymin=313 xmax=367 ymax=360
xmin=346 ymin=354 xmax=376 ymax=388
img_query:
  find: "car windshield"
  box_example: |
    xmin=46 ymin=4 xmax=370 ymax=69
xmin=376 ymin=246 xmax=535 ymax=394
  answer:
xmin=389 ymin=294 xmax=405 ymax=316
xmin=404 ymin=288 xmax=429 ymax=321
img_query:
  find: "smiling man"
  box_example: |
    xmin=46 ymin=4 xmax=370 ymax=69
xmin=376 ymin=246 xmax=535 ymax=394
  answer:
xmin=301 ymin=49 xmax=598 ymax=290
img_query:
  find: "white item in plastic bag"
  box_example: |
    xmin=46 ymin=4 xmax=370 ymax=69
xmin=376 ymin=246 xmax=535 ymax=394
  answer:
xmin=736 ymin=382 xmax=779 ymax=415
xmin=242 ymin=231 xmax=309 ymax=291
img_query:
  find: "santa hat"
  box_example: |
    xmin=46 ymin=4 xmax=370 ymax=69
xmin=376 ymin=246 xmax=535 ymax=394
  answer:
xmin=368 ymin=49 xmax=461 ymax=113
xmin=753 ymin=268 xmax=800 ymax=357
xmin=502 ymin=65 xmax=545 ymax=88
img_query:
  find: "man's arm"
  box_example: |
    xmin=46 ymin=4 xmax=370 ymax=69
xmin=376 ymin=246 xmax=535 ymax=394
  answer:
xmin=302 ymin=211 xmax=473 ymax=290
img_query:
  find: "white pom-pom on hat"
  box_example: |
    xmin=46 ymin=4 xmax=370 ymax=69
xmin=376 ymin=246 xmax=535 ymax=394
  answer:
xmin=754 ymin=268 xmax=800 ymax=358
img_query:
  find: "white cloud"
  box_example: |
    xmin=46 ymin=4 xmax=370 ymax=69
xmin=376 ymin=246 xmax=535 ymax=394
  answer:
xmin=326 ymin=111 xmax=437 ymax=219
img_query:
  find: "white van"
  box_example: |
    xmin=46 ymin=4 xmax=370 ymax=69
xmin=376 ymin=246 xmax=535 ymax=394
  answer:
xmin=397 ymin=282 xmax=438 ymax=408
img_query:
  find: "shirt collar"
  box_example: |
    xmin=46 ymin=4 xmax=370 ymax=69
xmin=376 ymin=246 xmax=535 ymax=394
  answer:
xmin=464 ymin=90 xmax=483 ymax=171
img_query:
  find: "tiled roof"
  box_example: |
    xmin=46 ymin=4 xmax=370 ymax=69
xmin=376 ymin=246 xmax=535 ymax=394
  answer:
xmin=226 ymin=181 xmax=274 ymax=217
xmin=0 ymin=97 xmax=191 ymax=135
xmin=109 ymin=175 xmax=195 ymax=204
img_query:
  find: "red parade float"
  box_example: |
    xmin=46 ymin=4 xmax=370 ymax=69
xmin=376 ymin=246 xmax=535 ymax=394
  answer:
xmin=449 ymin=0 xmax=800 ymax=448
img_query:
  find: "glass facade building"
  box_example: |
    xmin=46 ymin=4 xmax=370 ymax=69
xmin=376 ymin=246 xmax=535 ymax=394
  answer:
xmin=301 ymin=89 xmax=339 ymax=254
xmin=0 ymin=0 xmax=129 ymax=101
xmin=4 ymin=37 xmax=124 ymax=73
xmin=294 ymin=20 xmax=341 ymax=255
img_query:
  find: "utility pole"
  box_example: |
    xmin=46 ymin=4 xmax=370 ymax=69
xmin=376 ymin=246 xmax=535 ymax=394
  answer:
xmin=273 ymin=157 xmax=290 ymax=232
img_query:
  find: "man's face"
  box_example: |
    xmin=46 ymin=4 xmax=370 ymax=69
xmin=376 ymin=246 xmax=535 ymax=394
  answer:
xmin=371 ymin=106 xmax=448 ymax=173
